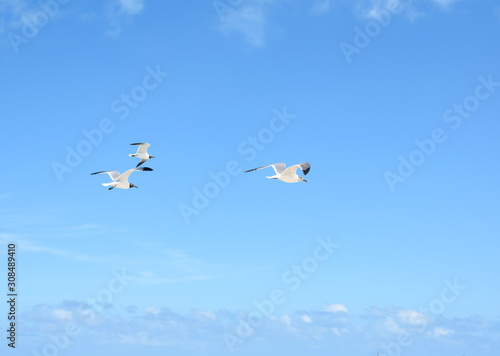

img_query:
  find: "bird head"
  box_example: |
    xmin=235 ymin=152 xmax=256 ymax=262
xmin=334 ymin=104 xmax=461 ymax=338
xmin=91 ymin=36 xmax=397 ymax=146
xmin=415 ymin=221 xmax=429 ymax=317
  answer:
xmin=129 ymin=183 xmax=138 ymax=188
xmin=149 ymin=155 xmax=155 ymax=159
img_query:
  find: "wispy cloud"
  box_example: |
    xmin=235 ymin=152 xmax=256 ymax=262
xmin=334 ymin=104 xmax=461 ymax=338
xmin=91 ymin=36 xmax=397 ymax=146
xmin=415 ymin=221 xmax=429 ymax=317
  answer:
xmin=0 ymin=0 xmax=30 ymax=32
xmin=356 ymin=0 xmax=402 ymax=19
xmin=19 ymin=239 xmax=109 ymax=263
xmin=105 ymin=0 xmax=145 ymax=37
xmin=21 ymin=303 xmax=500 ymax=354
xmin=118 ymin=0 xmax=144 ymax=15
xmin=0 ymin=206 xmax=107 ymax=238
xmin=134 ymin=272 xmax=214 ymax=285
xmin=324 ymin=303 xmax=349 ymax=314
xmin=354 ymin=0 xmax=462 ymax=21
xmin=430 ymin=326 xmax=454 ymax=337
xmin=397 ymin=309 xmax=427 ymax=326
xmin=133 ymin=248 xmax=223 ymax=285
xmin=0 ymin=0 xmax=68 ymax=41
xmin=431 ymin=0 xmax=460 ymax=7
xmin=218 ymin=3 xmax=267 ymax=48
xmin=310 ymin=0 xmax=332 ymax=15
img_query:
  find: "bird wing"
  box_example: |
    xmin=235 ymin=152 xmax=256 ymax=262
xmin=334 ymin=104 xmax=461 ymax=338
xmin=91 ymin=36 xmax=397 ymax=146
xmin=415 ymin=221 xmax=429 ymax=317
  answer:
xmin=245 ymin=163 xmax=286 ymax=175
xmin=282 ymin=162 xmax=310 ymax=177
xmin=136 ymin=158 xmax=148 ymax=167
xmin=282 ymin=165 xmax=300 ymax=177
xmin=130 ymin=143 xmax=150 ymax=154
xmin=90 ymin=171 xmax=120 ymax=181
xmin=116 ymin=167 xmax=153 ymax=183
xmin=298 ymin=162 xmax=310 ymax=175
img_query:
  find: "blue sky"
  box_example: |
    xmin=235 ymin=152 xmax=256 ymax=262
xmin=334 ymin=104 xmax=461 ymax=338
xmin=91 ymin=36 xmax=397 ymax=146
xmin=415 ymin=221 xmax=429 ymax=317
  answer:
xmin=1 ymin=0 xmax=500 ymax=355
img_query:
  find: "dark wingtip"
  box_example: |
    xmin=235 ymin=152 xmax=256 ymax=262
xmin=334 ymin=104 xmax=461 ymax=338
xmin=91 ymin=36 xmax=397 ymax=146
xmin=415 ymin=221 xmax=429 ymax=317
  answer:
xmin=301 ymin=163 xmax=311 ymax=176
xmin=141 ymin=167 xmax=153 ymax=172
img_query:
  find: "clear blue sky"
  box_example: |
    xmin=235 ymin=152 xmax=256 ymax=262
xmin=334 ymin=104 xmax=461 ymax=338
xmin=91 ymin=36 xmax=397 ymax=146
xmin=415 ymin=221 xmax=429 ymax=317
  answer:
xmin=1 ymin=0 xmax=499 ymax=355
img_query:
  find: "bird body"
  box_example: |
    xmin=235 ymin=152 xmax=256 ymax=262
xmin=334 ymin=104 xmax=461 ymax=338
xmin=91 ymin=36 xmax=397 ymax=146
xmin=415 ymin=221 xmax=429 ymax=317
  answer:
xmin=91 ymin=167 xmax=153 ymax=190
xmin=245 ymin=162 xmax=310 ymax=183
xmin=129 ymin=143 xmax=154 ymax=167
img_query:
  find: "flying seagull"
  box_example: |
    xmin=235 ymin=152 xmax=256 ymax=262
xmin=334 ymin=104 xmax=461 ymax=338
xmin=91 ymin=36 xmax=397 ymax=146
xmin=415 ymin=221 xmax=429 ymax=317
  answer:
xmin=91 ymin=167 xmax=153 ymax=190
xmin=245 ymin=162 xmax=310 ymax=183
xmin=129 ymin=143 xmax=155 ymax=167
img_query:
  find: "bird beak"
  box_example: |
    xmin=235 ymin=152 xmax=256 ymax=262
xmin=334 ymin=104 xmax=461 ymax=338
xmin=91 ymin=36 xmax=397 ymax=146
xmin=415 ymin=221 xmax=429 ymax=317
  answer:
xmin=303 ymin=179 xmax=308 ymax=182
xmin=151 ymin=156 xmax=155 ymax=159
xmin=133 ymin=185 xmax=138 ymax=188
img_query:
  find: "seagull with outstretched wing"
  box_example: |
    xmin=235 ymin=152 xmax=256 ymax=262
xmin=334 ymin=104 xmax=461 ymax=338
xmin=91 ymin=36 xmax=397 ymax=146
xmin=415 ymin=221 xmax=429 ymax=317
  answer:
xmin=91 ymin=167 xmax=153 ymax=190
xmin=129 ymin=143 xmax=155 ymax=167
xmin=245 ymin=162 xmax=310 ymax=183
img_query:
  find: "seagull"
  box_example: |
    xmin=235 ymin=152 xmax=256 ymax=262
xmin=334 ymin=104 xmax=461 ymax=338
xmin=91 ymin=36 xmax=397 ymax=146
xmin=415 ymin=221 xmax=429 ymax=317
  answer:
xmin=91 ymin=167 xmax=153 ymax=190
xmin=129 ymin=143 xmax=154 ymax=167
xmin=245 ymin=162 xmax=310 ymax=183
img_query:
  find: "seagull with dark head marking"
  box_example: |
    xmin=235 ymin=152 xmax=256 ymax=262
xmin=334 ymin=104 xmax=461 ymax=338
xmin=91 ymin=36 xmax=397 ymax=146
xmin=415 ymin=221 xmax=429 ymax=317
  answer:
xmin=129 ymin=143 xmax=154 ymax=167
xmin=90 ymin=167 xmax=153 ymax=190
xmin=245 ymin=162 xmax=310 ymax=183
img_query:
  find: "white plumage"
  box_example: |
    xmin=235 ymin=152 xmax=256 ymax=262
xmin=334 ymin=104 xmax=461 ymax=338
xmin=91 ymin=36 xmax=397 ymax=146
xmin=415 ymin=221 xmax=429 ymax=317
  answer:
xmin=91 ymin=167 xmax=153 ymax=190
xmin=245 ymin=162 xmax=310 ymax=183
xmin=129 ymin=143 xmax=155 ymax=167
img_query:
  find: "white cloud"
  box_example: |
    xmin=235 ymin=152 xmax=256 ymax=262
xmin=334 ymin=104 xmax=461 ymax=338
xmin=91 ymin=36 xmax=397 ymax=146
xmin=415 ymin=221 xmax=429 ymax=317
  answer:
xmin=431 ymin=0 xmax=459 ymax=7
xmin=323 ymin=303 xmax=349 ymax=314
xmin=397 ymin=309 xmax=427 ymax=326
xmin=281 ymin=314 xmax=292 ymax=327
xmin=144 ymin=307 xmax=159 ymax=315
xmin=219 ymin=4 xmax=266 ymax=48
xmin=194 ymin=310 xmax=217 ymax=321
xmin=355 ymin=0 xmax=461 ymax=22
xmin=52 ymin=309 xmax=73 ymax=321
xmin=0 ymin=0 xmax=38 ymax=37
xmin=105 ymin=0 xmax=145 ymax=37
xmin=118 ymin=0 xmax=144 ymax=15
xmin=301 ymin=314 xmax=312 ymax=323
xmin=360 ymin=0 xmax=403 ymax=19
xmin=384 ymin=316 xmax=404 ymax=334
xmin=430 ymin=326 xmax=454 ymax=337
xmin=310 ymin=0 xmax=331 ymax=15
xmin=19 ymin=302 xmax=499 ymax=354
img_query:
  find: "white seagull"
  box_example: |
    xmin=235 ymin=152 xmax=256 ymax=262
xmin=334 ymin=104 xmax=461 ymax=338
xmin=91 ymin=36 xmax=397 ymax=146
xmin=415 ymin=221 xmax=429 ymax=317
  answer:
xmin=91 ymin=167 xmax=153 ymax=190
xmin=129 ymin=143 xmax=155 ymax=167
xmin=245 ymin=162 xmax=310 ymax=183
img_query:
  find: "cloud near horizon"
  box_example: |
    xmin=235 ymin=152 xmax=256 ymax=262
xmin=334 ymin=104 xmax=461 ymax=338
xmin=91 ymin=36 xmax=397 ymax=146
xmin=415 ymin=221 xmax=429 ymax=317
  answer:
xmin=19 ymin=301 xmax=500 ymax=356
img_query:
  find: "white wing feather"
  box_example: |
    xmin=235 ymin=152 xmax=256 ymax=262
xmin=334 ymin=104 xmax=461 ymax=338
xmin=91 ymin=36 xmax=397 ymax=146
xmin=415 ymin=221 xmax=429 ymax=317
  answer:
xmin=131 ymin=143 xmax=150 ymax=155
xmin=282 ymin=162 xmax=310 ymax=177
xmin=91 ymin=171 xmax=120 ymax=181
xmin=116 ymin=167 xmax=153 ymax=183
xmin=245 ymin=163 xmax=286 ymax=175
